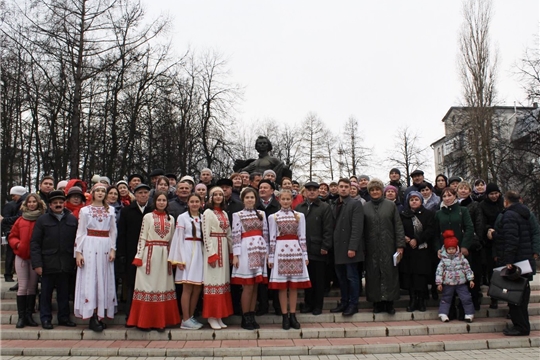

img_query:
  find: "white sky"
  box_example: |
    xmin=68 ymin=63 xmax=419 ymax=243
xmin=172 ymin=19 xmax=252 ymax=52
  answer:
xmin=146 ymin=0 xmax=539 ymax=182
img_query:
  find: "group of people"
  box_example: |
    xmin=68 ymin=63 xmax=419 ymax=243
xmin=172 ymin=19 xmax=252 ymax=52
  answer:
xmin=0 ymin=166 xmax=538 ymax=337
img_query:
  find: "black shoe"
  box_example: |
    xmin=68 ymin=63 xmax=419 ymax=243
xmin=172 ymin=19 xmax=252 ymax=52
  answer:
xmin=58 ymin=320 xmax=77 ymax=327
xmin=300 ymin=304 xmax=313 ymax=314
xmin=42 ymin=320 xmax=53 ymax=330
xmin=282 ymin=314 xmax=290 ymax=330
xmin=386 ymin=302 xmax=396 ymax=315
xmin=330 ymin=303 xmax=348 ymax=313
xmin=99 ymin=320 xmax=107 ymax=329
xmin=241 ymin=313 xmax=254 ymax=330
xmin=156 ymin=328 xmax=165 ymax=333
xmin=5 ymin=275 xmax=14 ymax=282
xmin=249 ymin=312 xmax=260 ymax=329
xmin=16 ymin=295 xmax=27 ymax=328
xmin=16 ymin=317 xmax=25 ymax=328
xmin=406 ymin=291 xmax=416 ymax=312
xmin=289 ymin=313 xmax=300 ymax=329
xmin=137 ymin=327 xmax=151 ymax=332
xmin=25 ymin=314 xmax=39 ymax=327
xmin=373 ymin=302 xmax=383 ymax=314
xmin=9 ymin=283 xmax=19 ymax=291
xmin=255 ymin=308 xmax=268 ymax=316
xmin=417 ymin=297 xmax=426 ymax=312
xmin=342 ymin=305 xmax=358 ymax=317
xmin=503 ymin=327 xmax=529 ymax=336
xmin=489 ymin=298 xmax=498 ymax=309
xmin=312 ymin=308 xmax=322 ymax=316
xmin=89 ymin=314 xmax=103 ymax=332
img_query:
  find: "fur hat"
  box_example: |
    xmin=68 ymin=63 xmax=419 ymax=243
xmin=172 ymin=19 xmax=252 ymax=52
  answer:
xmin=443 ymin=230 xmax=459 ymax=249
xmin=10 ymin=186 xmax=27 ymax=196
xmin=367 ymin=178 xmax=384 ymax=192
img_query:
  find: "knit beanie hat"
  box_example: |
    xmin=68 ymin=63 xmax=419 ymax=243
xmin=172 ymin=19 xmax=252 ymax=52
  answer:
xmin=389 ymin=168 xmax=401 ymax=176
xmin=443 ymin=230 xmax=459 ymax=249
xmin=367 ymin=179 xmax=384 ymax=192
xmin=383 ymin=185 xmax=398 ymax=195
xmin=485 ymin=183 xmax=500 ymax=194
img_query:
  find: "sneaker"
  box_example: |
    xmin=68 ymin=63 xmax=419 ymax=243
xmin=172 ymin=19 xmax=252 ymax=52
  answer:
xmin=464 ymin=314 xmax=474 ymax=323
xmin=181 ymin=318 xmax=199 ymax=330
xmin=439 ymin=314 xmax=449 ymax=322
xmin=190 ymin=317 xmax=203 ymax=328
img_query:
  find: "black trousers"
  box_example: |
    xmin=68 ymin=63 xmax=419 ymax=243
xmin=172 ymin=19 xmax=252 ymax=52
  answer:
xmin=304 ymin=260 xmax=326 ymax=310
xmin=509 ymin=280 xmax=531 ymax=334
xmin=4 ymin=244 xmax=15 ymax=277
xmin=40 ymin=272 xmax=70 ymax=323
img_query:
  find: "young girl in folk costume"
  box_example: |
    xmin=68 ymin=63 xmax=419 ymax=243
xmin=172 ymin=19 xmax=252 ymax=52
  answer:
xmin=169 ymin=193 xmax=205 ymax=330
xmin=9 ymin=194 xmax=46 ymax=328
xmin=231 ymin=187 xmax=269 ymax=330
xmin=127 ymin=192 xmax=180 ymax=331
xmin=74 ymin=183 xmax=117 ymax=332
xmin=202 ymin=186 xmax=234 ymax=330
xmin=268 ymin=189 xmax=311 ymax=330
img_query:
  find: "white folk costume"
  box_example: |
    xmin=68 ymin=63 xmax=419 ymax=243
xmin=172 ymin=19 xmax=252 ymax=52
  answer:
xmin=126 ymin=210 xmax=180 ymax=329
xmin=268 ymin=209 xmax=311 ymax=290
xmin=74 ymin=205 xmax=117 ymax=320
xmin=201 ymin=207 xmax=234 ymax=319
xmin=169 ymin=211 xmax=204 ymax=285
xmin=231 ymin=209 xmax=269 ymax=285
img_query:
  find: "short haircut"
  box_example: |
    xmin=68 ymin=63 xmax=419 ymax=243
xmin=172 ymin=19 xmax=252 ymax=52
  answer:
xmin=441 ymin=187 xmax=457 ymax=198
xmin=504 ymin=190 xmax=520 ymax=204
xmin=338 ymin=178 xmax=350 ymax=185
xmin=250 ymin=172 xmax=262 ymax=181
xmin=456 ymin=181 xmax=472 ymax=191
xmin=201 ymin=168 xmax=213 ymax=176
xmin=41 ymin=175 xmax=55 ymax=184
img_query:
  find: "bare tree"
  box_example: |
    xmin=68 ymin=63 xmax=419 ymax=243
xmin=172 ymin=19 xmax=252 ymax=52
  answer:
xmin=338 ymin=116 xmax=370 ymax=177
xmin=386 ymin=126 xmax=429 ymax=186
xmin=297 ymin=112 xmax=332 ymax=181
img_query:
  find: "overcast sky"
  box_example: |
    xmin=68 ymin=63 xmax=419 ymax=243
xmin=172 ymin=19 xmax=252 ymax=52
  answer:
xmin=146 ymin=0 xmax=538 ymax=182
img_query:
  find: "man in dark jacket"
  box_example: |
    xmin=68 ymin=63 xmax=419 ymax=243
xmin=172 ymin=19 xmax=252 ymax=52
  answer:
xmin=490 ymin=190 xmax=535 ymax=336
xmin=116 ymin=183 xmax=153 ymax=321
xmin=1 ymin=186 xmax=28 ymax=283
xmin=169 ymin=181 xmax=190 ymax=221
xmin=256 ymin=179 xmax=281 ymax=315
xmin=296 ymin=181 xmax=334 ymax=315
xmin=30 ymin=190 xmax=77 ymax=329
xmin=388 ymin=168 xmax=406 ymax=204
xmin=36 ymin=175 xmax=55 ymax=207
xmin=330 ymin=178 xmax=365 ymax=316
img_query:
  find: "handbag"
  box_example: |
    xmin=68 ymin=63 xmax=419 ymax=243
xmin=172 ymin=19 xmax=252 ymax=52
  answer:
xmin=488 ymin=270 xmax=527 ymax=306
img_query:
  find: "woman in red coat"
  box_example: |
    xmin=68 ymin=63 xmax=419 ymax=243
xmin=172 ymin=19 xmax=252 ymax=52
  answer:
xmin=8 ymin=193 xmax=47 ymax=328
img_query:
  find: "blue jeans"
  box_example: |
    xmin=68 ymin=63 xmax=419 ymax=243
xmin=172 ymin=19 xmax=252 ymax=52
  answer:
xmin=335 ymin=263 xmax=360 ymax=307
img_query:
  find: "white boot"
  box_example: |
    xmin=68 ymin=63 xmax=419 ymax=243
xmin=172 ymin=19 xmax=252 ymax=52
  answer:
xmin=208 ymin=317 xmax=221 ymax=330
xmin=217 ymin=318 xmax=227 ymax=328
xmin=439 ymin=314 xmax=449 ymax=322
xmin=464 ymin=314 xmax=474 ymax=323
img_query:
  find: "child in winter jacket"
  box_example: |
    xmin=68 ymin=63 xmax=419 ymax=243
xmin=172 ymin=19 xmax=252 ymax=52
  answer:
xmin=436 ymin=230 xmax=475 ymax=322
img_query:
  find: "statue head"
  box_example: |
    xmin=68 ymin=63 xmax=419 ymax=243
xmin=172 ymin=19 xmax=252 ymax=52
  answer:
xmin=255 ymin=136 xmax=273 ymax=153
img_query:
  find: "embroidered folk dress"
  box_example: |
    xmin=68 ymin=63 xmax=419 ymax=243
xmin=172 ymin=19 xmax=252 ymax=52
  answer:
xmin=231 ymin=209 xmax=269 ymax=285
xmin=201 ymin=207 xmax=234 ymax=319
xmin=126 ymin=210 xmax=180 ymax=329
xmin=169 ymin=212 xmax=204 ymax=285
xmin=268 ymin=208 xmax=311 ymax=290
xmin=74 ymin=205 xmax=117 ymax=320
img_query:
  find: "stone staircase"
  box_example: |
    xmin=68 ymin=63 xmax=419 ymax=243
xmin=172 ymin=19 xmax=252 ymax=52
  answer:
xmin=1 ymin=278 xmax=539 ymax=357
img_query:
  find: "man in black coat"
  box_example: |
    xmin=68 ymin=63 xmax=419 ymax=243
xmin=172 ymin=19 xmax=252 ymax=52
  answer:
xmin=1 ymin=186 xmax=28 ymax=283
xmin=256 ymin=179 xmax=281 ymax=315
xmin=490 ymin=190 xmax=536 ymax=336
xmin=116 ymin=183 xmax=153 ymax=321
xmin=296 ymin=181 xmax=334 ymax=315
xmin=30 ymin=190 xmax=77 ymax=329
xmin=169 ymin=181 xmax=191 ymax=221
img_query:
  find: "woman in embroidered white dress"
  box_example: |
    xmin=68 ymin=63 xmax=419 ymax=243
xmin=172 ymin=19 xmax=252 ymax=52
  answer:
xmin=268 ymin=189 xmax=311 ymax=330
xmin=74 ymin=183 xmax=117 ymax=332
xmin=202 ymin=186 xmax=234 ymax=330
xmin=231 ymin=187 xmax=269 ymax=330
xmin=169 ymin=193 xmax=204 ymax=330
xmin=126 ymin=191 xmax=180 ymax=331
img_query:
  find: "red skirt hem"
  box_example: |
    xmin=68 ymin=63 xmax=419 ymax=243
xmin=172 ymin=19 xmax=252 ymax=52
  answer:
xmin=126 ymin=298 xmax=180 ymax=328
xmin=231 ymin=275 xmax=268 ymax=285
xmin=268 ymin=280 xmax=312 ymax=290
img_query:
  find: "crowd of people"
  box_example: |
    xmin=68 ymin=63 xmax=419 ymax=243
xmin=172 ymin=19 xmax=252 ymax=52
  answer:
xmin=0 ymin=166 xmax=538 ymax=336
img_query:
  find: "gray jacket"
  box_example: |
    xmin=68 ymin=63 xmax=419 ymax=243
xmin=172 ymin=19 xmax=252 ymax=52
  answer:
xmin=332 ymin=196 xmax=365 ymax=264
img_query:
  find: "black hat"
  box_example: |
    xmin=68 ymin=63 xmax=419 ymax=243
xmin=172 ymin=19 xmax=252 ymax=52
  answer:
xmin=165 ymin=173 xmax=177 ymax=180
xmin=410 ymin=170 xmax=424 ymax=177
xmin=67 ymin=186 xmax=84 ymax=197
xmin=49 ymin=190 xmax=66 ymax=202
xmin=304 ymin=181 xmax=319 ymax=189
xmin=134 ymin=183 xmax=151 ymax=192
xmin=149 ymin=169 xmax=165 ymax=178
xmin=448 ymin=176 xmax=462 ymax=184
xmin=500 ymin=266 xmax=522 ymax=281
xmin=389 ymin=168 xmax=401 ymax=175
xmin=486 ymin=183 xmax=500 ymax=194
xmin=128 ymin=174 xmax=144 ymax=183
xmin=258 ymin=179 xmax=276 ymax=190
xmin=216 ymin=178 xmax=233 ymax=187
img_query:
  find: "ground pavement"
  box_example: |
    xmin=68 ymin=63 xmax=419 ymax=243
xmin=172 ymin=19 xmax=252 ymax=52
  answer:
xmin=0 ymin=276 xmax=539 ymax=358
